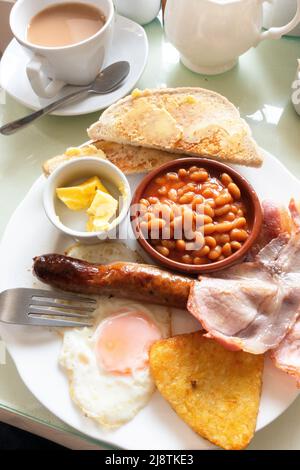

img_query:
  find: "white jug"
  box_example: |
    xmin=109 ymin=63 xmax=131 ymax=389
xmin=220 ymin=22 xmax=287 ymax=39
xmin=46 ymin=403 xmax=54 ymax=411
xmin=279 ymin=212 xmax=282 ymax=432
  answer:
xmin=263 ymin=0 xmax=300 ymax=36
xmin=164 ymin=0 xmax=300 ymax=75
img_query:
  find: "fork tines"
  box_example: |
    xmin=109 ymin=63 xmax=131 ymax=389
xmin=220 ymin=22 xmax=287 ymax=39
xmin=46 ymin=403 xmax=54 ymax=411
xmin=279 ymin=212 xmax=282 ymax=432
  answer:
xmin=28 ymin=289 xmax=97 ymax=326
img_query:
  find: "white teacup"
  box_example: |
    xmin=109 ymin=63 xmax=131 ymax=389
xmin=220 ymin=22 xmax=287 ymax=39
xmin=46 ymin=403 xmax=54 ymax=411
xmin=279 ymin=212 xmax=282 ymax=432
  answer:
xmin=164 ymin=0 xmax=300 ymax=75
xmin=10 ymin=0 xmax=114 ymax=98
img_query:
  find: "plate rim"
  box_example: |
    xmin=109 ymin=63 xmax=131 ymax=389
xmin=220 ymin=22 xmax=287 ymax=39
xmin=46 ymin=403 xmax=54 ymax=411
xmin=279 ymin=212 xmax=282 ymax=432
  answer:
xmin=0 ymin=148 xmax=300 ymax=449
xmin=0 ymin=15 xmax=149 ymax=117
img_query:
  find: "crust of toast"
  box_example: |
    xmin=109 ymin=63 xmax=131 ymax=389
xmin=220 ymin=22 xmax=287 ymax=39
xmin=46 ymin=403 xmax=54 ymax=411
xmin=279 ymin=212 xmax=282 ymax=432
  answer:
xmin=87 ymin=88 xmax=263 ymax=168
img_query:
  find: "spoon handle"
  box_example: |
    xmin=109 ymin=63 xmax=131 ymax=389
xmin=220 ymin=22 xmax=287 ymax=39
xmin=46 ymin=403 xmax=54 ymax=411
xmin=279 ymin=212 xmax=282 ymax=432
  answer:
xmin=0 ymin=87 xmax=89 ymax=136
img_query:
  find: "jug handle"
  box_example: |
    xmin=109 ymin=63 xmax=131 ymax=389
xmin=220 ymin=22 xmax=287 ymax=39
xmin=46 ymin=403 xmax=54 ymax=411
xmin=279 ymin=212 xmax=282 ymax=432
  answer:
xmin=259 ymin=0 xmax=300 ymax=41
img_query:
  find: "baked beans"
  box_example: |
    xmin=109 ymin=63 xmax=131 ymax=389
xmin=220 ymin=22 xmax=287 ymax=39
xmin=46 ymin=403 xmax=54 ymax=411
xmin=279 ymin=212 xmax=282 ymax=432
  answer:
xmin=134 ymin=166 xmax=250 ymax=265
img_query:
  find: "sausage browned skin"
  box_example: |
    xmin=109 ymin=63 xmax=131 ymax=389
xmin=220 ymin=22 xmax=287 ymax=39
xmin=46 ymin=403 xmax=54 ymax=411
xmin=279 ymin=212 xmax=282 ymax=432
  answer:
xmin=33 ymin=254 xmax=192 ymax=308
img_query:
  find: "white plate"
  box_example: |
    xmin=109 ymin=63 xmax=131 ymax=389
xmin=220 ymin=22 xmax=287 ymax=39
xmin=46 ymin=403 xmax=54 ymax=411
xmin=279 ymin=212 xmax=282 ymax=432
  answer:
xmin=0 ymin=15 xmax=148 ymax=116
xmin=0 ymin=150 xmax=299 ymax=450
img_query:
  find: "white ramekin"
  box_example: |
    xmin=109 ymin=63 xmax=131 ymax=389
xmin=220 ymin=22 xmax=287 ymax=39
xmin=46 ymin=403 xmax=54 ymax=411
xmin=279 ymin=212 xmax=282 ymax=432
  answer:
xmin=43 ymin=157 xmax=131 ymax=243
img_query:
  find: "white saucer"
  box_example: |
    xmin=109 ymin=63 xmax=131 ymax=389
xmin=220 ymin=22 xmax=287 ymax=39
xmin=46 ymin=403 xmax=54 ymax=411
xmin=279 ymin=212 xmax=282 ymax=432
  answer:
xmin=0 ymin=15 xmax=148 ymax=116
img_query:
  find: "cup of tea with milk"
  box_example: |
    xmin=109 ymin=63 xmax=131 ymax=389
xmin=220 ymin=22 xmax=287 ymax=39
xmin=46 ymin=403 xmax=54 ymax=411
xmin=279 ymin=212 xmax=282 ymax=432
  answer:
xmin=164 ymin=0 xmax=300 ymax=75
xmin=10 ymin=0 xmax=114 ymax=98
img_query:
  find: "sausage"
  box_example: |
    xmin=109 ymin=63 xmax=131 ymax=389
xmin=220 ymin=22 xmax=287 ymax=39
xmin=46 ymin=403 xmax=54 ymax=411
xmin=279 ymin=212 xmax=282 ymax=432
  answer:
xmin=33 ymin=254 xmax=192 ymax=309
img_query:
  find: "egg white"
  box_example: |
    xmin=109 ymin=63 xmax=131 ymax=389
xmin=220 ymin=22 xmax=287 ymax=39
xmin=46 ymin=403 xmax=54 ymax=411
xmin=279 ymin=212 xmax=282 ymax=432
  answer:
xmin=66 ymin=240 xmax=144 ymax=264
xmin=59 ymin=296 xmax=171 ymax=428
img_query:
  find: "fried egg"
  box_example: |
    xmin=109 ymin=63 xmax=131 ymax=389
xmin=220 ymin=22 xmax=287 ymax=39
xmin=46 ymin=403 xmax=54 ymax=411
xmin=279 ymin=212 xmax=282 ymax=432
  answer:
xmin=66 ymin=240 xmax=144 ymax=264
xmin=59 ymin=297 xmax=171 ymax=428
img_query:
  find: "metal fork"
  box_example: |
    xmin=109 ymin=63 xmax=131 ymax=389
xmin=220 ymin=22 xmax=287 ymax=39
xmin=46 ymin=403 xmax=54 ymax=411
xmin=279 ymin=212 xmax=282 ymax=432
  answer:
xmin=0 ymin=288 xmax=97 ymax=327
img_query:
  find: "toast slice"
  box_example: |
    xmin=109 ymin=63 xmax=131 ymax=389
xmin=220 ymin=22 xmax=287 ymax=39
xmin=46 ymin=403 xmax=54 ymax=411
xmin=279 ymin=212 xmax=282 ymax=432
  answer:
xmin=87 ymin=87 xmax=263 ymax=168
xmin=93 ymin=140 xmax=176 ymax=174
xmin=43 ymin=141 xmax=178 ymax=177
xmin=42 ymin=144 xmax=106 ymax=177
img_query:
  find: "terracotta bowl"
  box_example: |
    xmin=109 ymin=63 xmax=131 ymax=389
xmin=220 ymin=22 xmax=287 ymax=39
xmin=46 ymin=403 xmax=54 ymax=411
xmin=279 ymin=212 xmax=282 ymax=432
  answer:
xmin=131 ymin=158 xmax=263 ymax=275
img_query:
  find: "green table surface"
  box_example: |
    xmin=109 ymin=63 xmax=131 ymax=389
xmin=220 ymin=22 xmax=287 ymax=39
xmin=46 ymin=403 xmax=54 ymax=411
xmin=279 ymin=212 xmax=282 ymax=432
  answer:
xmin=0 ymin=18 xmax=300 ymax=450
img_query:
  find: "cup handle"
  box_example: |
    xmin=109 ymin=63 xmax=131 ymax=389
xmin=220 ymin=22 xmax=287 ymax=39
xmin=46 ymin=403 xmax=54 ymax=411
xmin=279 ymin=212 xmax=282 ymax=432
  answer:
xmin=26 ymin=55 xmax=66 ymax=99
xmin=259 ymin=0 xmax=300 ymax=41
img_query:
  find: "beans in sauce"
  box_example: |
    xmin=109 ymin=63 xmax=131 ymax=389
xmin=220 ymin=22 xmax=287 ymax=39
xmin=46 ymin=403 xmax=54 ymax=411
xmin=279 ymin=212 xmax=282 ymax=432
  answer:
xmin=135 ymin=166 xmax=250 ymax=265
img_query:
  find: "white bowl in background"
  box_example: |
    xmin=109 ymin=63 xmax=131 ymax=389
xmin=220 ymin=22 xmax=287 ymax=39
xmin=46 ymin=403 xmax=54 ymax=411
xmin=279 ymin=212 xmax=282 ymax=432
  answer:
xmin=113 ymin=0 xmax=161 ymax=25
xmin=43 ymin=157 xmax=131 ymax=243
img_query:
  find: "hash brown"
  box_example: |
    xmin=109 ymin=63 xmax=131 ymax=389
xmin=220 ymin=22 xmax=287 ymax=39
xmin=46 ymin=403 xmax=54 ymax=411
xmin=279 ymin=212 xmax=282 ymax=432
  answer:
xmin=150 ymin=332 xmax=264 ymax=450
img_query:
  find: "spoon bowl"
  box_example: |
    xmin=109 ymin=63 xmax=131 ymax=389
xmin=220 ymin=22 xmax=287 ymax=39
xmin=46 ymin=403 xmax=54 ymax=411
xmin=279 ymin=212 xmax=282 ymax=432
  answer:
xmin=0 ymin=61 xmax=130 ymax=135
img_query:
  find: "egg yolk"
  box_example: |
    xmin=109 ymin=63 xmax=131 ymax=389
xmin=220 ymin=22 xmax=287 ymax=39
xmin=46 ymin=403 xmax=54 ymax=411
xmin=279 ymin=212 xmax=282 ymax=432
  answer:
xmin=95 ymin=311 xmax=162 ymax=375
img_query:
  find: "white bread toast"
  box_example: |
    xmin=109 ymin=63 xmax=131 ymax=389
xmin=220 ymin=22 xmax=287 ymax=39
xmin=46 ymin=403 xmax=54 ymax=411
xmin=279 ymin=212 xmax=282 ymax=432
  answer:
xmin=87 ymin=87 xmax=263 ymax=167
xmin=43 ymin=141 xmax=178 ymax=176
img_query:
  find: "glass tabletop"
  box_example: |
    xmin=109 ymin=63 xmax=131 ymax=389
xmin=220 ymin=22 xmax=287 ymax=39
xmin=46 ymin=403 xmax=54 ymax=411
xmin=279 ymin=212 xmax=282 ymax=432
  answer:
xmin=0 ymin=17 xmax=300 ymax=450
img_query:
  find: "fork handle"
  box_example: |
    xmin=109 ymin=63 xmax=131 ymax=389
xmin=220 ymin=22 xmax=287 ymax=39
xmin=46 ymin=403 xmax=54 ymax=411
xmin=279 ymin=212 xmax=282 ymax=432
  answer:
xmin=0 ymin=87 xmax=90 ymax=136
